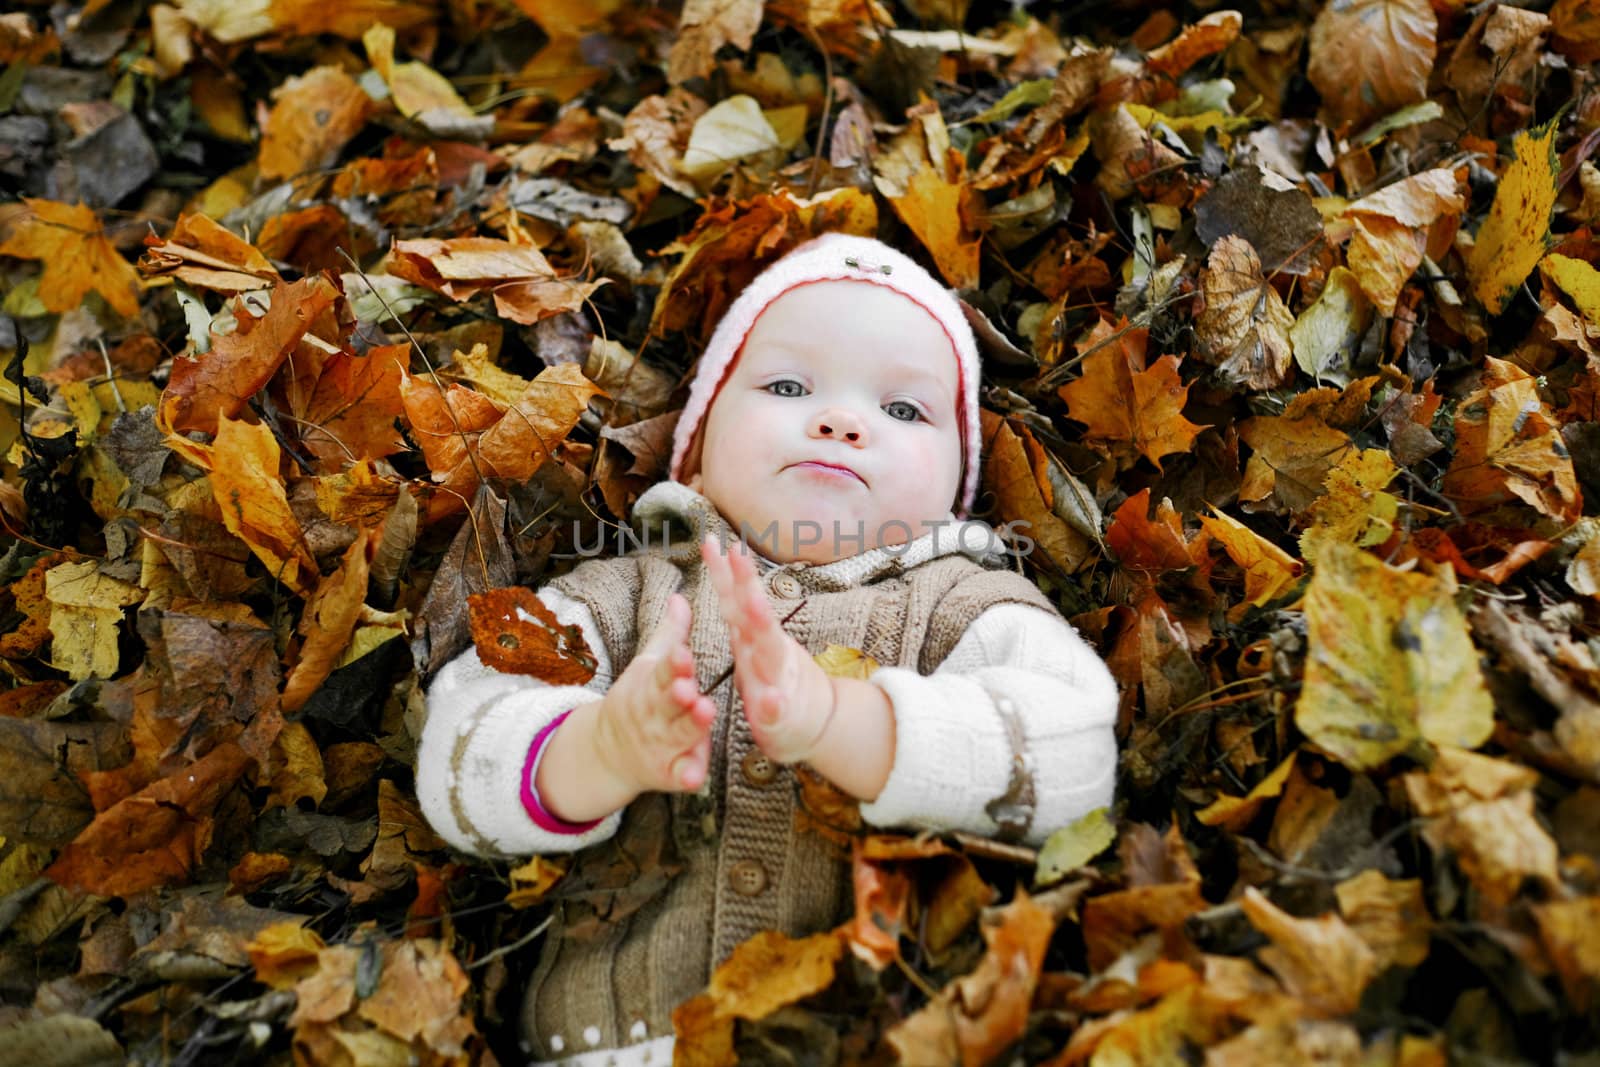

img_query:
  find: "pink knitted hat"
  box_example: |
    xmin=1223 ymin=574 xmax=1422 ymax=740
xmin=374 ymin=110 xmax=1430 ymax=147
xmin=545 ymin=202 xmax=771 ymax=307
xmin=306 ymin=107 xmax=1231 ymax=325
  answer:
xmin=668 ymin=232 xmax=983 ymax=518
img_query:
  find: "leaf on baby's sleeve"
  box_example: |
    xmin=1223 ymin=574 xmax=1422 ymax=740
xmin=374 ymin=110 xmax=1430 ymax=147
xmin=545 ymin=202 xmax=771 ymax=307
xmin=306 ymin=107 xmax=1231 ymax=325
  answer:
xmin=466 ymin=587 xmax=597 ymax=684
xmin=812 ymin=643 xmax=879 ymax=680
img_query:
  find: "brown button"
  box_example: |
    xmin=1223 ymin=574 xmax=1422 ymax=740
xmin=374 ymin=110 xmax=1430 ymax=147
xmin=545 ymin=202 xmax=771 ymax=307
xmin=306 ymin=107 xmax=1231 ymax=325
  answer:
xmin=727 ymin=860 xmax=768 ymax=897
xmin=741 ymin=751 xmax=778 ymax=786
xmin=770 ymin=573 xmax=803 ymax=598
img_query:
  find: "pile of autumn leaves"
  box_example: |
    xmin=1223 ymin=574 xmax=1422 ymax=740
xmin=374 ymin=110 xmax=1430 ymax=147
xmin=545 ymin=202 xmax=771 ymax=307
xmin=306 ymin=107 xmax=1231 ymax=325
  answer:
xmin=2 ymin=0 xmax=1600 ymax=1062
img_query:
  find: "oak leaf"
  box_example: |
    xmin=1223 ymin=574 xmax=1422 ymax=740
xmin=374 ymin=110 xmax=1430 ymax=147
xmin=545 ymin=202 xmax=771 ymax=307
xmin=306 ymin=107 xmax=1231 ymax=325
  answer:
xmin=1297 ymin=542 xmax=1494 ymax=770
xmin=1467 ymin=120 xmax=1561 ymax=314
xmin=1059 ymin=320 xmax=1206 ymax=471
xmin=0 ymin=199 xmax=141 ymax=317
xmin=1196 ymin=235 xmax=1294 ymax=390
xmin=1306 ymin=0 xmax=1436 ymax=128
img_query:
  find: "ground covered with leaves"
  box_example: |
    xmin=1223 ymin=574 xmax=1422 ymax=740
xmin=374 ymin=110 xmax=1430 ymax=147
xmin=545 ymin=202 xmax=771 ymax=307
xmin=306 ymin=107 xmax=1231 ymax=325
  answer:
xmin=1 ymin=0 xmax=1599 ymax=1063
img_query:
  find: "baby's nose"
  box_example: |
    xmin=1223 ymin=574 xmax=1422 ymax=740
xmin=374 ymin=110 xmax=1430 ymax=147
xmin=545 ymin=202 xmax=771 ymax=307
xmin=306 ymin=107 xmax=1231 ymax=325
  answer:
xmin=811 ymin=409 xmax=867 ymax=443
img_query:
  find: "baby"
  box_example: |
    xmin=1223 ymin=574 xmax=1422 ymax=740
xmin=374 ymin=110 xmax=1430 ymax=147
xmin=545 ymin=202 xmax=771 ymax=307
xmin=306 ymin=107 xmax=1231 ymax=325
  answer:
xmin=415 ymin=233 xmax=1118 ymax=1066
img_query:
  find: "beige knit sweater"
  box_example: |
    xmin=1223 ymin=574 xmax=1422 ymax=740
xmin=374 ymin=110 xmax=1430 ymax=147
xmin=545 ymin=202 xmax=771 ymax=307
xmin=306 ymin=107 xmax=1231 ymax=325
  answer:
xmin=415 ymin=481 xmax=1118 ymax=1064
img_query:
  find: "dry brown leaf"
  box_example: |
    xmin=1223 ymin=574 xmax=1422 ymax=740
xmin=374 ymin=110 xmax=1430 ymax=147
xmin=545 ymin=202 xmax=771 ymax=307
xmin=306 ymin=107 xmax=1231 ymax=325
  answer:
xmin=467 ymin=586 xmax=598 ymax=683
xmin=1335 ymin=868 xmax=1431 ymax=970
xmin=1196 ymin=235 xmax=1294 ymax=390
xmin=667 ymin=0 xmax=765 ymax=85
xmin=137 ymin=211 xmax=280 ymax=293
xmin=1442 ymin=356 xmax=1582 ymax=524
xmin=1306 ymin=0 xmax=1436 ymax=128
xmin=281 ymin=531 xmax=373 ymax=712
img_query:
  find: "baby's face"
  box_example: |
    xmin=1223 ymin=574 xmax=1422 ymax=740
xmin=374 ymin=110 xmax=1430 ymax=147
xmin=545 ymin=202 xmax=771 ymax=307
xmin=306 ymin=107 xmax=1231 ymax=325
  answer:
xmin=689 ymin=280 xmax=963 ymax=564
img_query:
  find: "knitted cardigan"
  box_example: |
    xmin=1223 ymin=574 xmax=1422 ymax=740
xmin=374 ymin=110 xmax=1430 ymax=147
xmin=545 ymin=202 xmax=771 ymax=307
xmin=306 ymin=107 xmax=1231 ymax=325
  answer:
xmin=415 ymin=481 xmax=1118 ymax=1064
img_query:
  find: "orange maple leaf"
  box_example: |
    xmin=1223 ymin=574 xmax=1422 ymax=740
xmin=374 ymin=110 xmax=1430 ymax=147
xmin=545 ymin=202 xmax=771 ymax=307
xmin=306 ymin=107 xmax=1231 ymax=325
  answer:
xmin=0 ymin=198 xmax=141 ymax=317
xmin=1060 ymin=320 xmax=1208 ymax=471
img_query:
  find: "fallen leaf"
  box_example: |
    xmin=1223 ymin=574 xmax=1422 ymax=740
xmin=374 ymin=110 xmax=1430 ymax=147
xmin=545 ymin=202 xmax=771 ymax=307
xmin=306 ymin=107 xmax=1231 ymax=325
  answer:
xmin=1541 ymin=252 xmax=1600 ymax=328
xmin=980 ymin=411 xmax=1092 ymax=574
xmin=1551 ymin=0 xmax=1600 ymax=62
xmin=1442 ymin=356 xmax=1582 ymax=524
xmin=1335 ymin=868 xmax=1431 ymax=970
xmin=208 ymin=414 xmax=318 ymax=593
xmin=1146 ymin=10 xmax=1242 ymax=78
xmin=44 ymin=559 xmax=143 ymax=680
xmin=1534 ymin=898 xmax=1600 ymax=1011
xmin=1306 ymin=0 xmax=1436 ymax=128
xmin=668 ymin=0 xmax=765 ymax=85
xmin=256 ymin=66 xmax=373 ymax=181
xmin=1342 ymin=169 xmax=1464 ymax=316
xmin=1297 ymin=541 xmax=1494 ymax=769
xmin=1196 ymin=235 xmax=1294 ymax=390
xmin=137 ymin=211 xmax=280 ymax=293
xmin=1035 ymin=807 xmax=1117 ymax=884
xmin=1298 ymin=448 xmax=1400 ymax=565
xmin=1290 ymin=266 xmax=1372 ymax=384
xmin=1402 ymin=747 xmax=1560 ymax=909
xmin=1197 ymin=508 xmax=1303 ymax=619
xmin=1059 ymin=319 xmax=1207 ymax=471
xmin=0 ymin=717 xmax=128 ymax=845
xmin=363 ymin=24 xmax=484 ymax=134
xmin=1238 ymin=411 xmax=1354 ymax=514
xmin=680 ymin=94 xmax=782 ymax=183
xmin=1196 ymin=753 xmax=1296 ymax=832
xmin=887 ymin=890 xmax=1056 ymax=1067
xmin=1239 ymin=887 xmax=1378 ymax=1016
xmin=467 ymin=586 xmax=598 ymax=683
xmin=282 ymin=531 xmax=373 ymax=712
xmin=0 ymin=199 xmax=141 ymax=317
xmin=847 ymin=841 xmax=910 ymax=969
xmin=875 ymin=112 xmax=982 ymax=289
xmin=1467 ymin=120 xmax=1561 ymax=314
xmin=160 ymin=276 xmax=340 ymax=436
xmin=247 ymin=921 xmax=325 ymax=990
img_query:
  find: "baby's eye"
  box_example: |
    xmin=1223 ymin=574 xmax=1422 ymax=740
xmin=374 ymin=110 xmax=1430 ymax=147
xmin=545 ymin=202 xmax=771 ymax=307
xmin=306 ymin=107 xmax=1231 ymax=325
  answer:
xmin=884 ymin=400 xmax=922 ymax=422
xmin=766 ymin=380 xmax=806 ymax=398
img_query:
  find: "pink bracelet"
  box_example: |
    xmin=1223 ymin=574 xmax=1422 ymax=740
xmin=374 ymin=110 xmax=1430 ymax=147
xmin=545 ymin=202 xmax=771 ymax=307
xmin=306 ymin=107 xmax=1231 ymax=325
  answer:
xmin=520 ymin=710 xmax=603 ymax=834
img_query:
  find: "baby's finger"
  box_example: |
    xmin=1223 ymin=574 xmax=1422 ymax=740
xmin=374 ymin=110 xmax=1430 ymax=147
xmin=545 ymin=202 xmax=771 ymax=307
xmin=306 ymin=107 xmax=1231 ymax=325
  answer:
xmin=672 ymin=734 xmax=712 ymax=791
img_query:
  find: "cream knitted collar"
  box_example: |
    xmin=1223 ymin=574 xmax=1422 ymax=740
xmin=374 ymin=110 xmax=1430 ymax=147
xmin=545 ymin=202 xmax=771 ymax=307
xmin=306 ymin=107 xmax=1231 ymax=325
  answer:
xmin=630 ymin=480 xmax=1013 ymax=591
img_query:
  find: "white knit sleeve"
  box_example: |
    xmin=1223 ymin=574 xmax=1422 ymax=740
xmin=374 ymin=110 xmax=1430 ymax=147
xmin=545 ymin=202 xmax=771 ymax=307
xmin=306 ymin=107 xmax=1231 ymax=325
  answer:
xmin=858 ymin=603 xmax=1118 ymax=847
xmin=415 ymin=586 xmax=625 ymax=857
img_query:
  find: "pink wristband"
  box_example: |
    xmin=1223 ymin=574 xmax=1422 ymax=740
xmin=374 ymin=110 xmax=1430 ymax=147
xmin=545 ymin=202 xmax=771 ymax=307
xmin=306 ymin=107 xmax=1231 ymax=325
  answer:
xmin=520 ymin=710 xmax=603 ymax=834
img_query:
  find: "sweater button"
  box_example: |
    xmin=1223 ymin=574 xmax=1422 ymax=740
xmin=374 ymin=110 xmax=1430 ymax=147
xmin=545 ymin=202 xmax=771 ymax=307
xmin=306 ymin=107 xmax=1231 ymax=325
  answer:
xmin=770 ymin=573 xmax=803 ymax=598
xmin=741 ymin=751 xmax=778 ymax=786
xmin=728 ymin=859 xmax=768 ymax=896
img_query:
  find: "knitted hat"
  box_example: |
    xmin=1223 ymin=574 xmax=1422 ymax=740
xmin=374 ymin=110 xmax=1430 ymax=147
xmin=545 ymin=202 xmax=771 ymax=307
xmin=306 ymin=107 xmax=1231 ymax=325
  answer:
xmin=668 ymin=232 xmax=982 ymax=518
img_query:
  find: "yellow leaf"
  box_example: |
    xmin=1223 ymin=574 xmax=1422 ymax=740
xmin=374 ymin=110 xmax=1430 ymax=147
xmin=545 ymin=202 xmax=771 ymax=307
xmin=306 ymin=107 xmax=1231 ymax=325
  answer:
xmin=1297 ymin=542 xmax=1494 ymax=769
xmin=1335 ymin=869 xmax=1431 ymax=970
xmin=1541 ymin=252 xmax=1600 ymax=328
xmin=506 ymin=855 xmax=570 ymax=909
xmin=209 ymin=414 xmax=317 ymax=594
xmin=45 ymin=560 xmax=143 ymax=681
xmin=1196 ymin=753 xmax=1297 ymax=832
xmin=1239 ymin=888 xmax=1378 ymax=1016
xmin=264 ymin=720 xmax=328 ymax=811
xmin=1341 ymin=169 xmax=1464 ymax=316
xmin=1299 ymin=448 xmax=1401 ymax=565
xmin=256 ymin=66 xmax=373 ymax=181
xmin=248 ymin=921 xmax=326 ymax=990
xmin=1198 ymin=509 xmax=1303 ymax=620
xmin=441 ymin=342 xmax=533 ymax=407
xmin=363 ymin=23 xmax=477 ymax=121
xmin=0 ymin=199 xmax=142 ymax=317
xmin=1441 ymin=356 xmax=1581 ymax=523
xmin=1035 ymin=807 xmax=1117 ymax=883
xmin=812 ymin=644 xmax=879 ymax=680
xmin=1467 ymin=119 xmax=1561 ymax=314
xmin=1290 ymin=266 xmax=1372 ymax=384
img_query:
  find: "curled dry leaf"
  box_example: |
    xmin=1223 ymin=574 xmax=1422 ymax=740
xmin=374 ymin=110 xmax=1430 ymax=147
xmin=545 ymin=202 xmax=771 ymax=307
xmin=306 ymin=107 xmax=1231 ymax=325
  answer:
xmin=1341 ymin=169 xmax=1464 ymax=316
xmin=1238 ymin=887 xmax=1378 ymax=1016
xmin=1442 ymin=356 xmax=1582 ymax=524
xmin=137 ymin=211 xmax=281 ymax=294
xmin=1196 ymin=235 xmax=1294 ymax=391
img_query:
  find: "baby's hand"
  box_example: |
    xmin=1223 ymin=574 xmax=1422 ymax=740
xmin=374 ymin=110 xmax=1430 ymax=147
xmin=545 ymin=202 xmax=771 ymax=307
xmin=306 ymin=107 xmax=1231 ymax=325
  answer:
xmin=591 ymin=593 xmax=716 ymax=795
xmin=701 ymin=536 xmax=835 ymax=765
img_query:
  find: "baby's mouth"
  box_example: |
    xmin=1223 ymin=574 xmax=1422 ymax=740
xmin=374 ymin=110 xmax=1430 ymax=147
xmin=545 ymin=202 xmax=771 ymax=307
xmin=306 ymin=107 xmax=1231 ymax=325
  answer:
xmin=786 ymin=460 xmax=866 ymax=485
